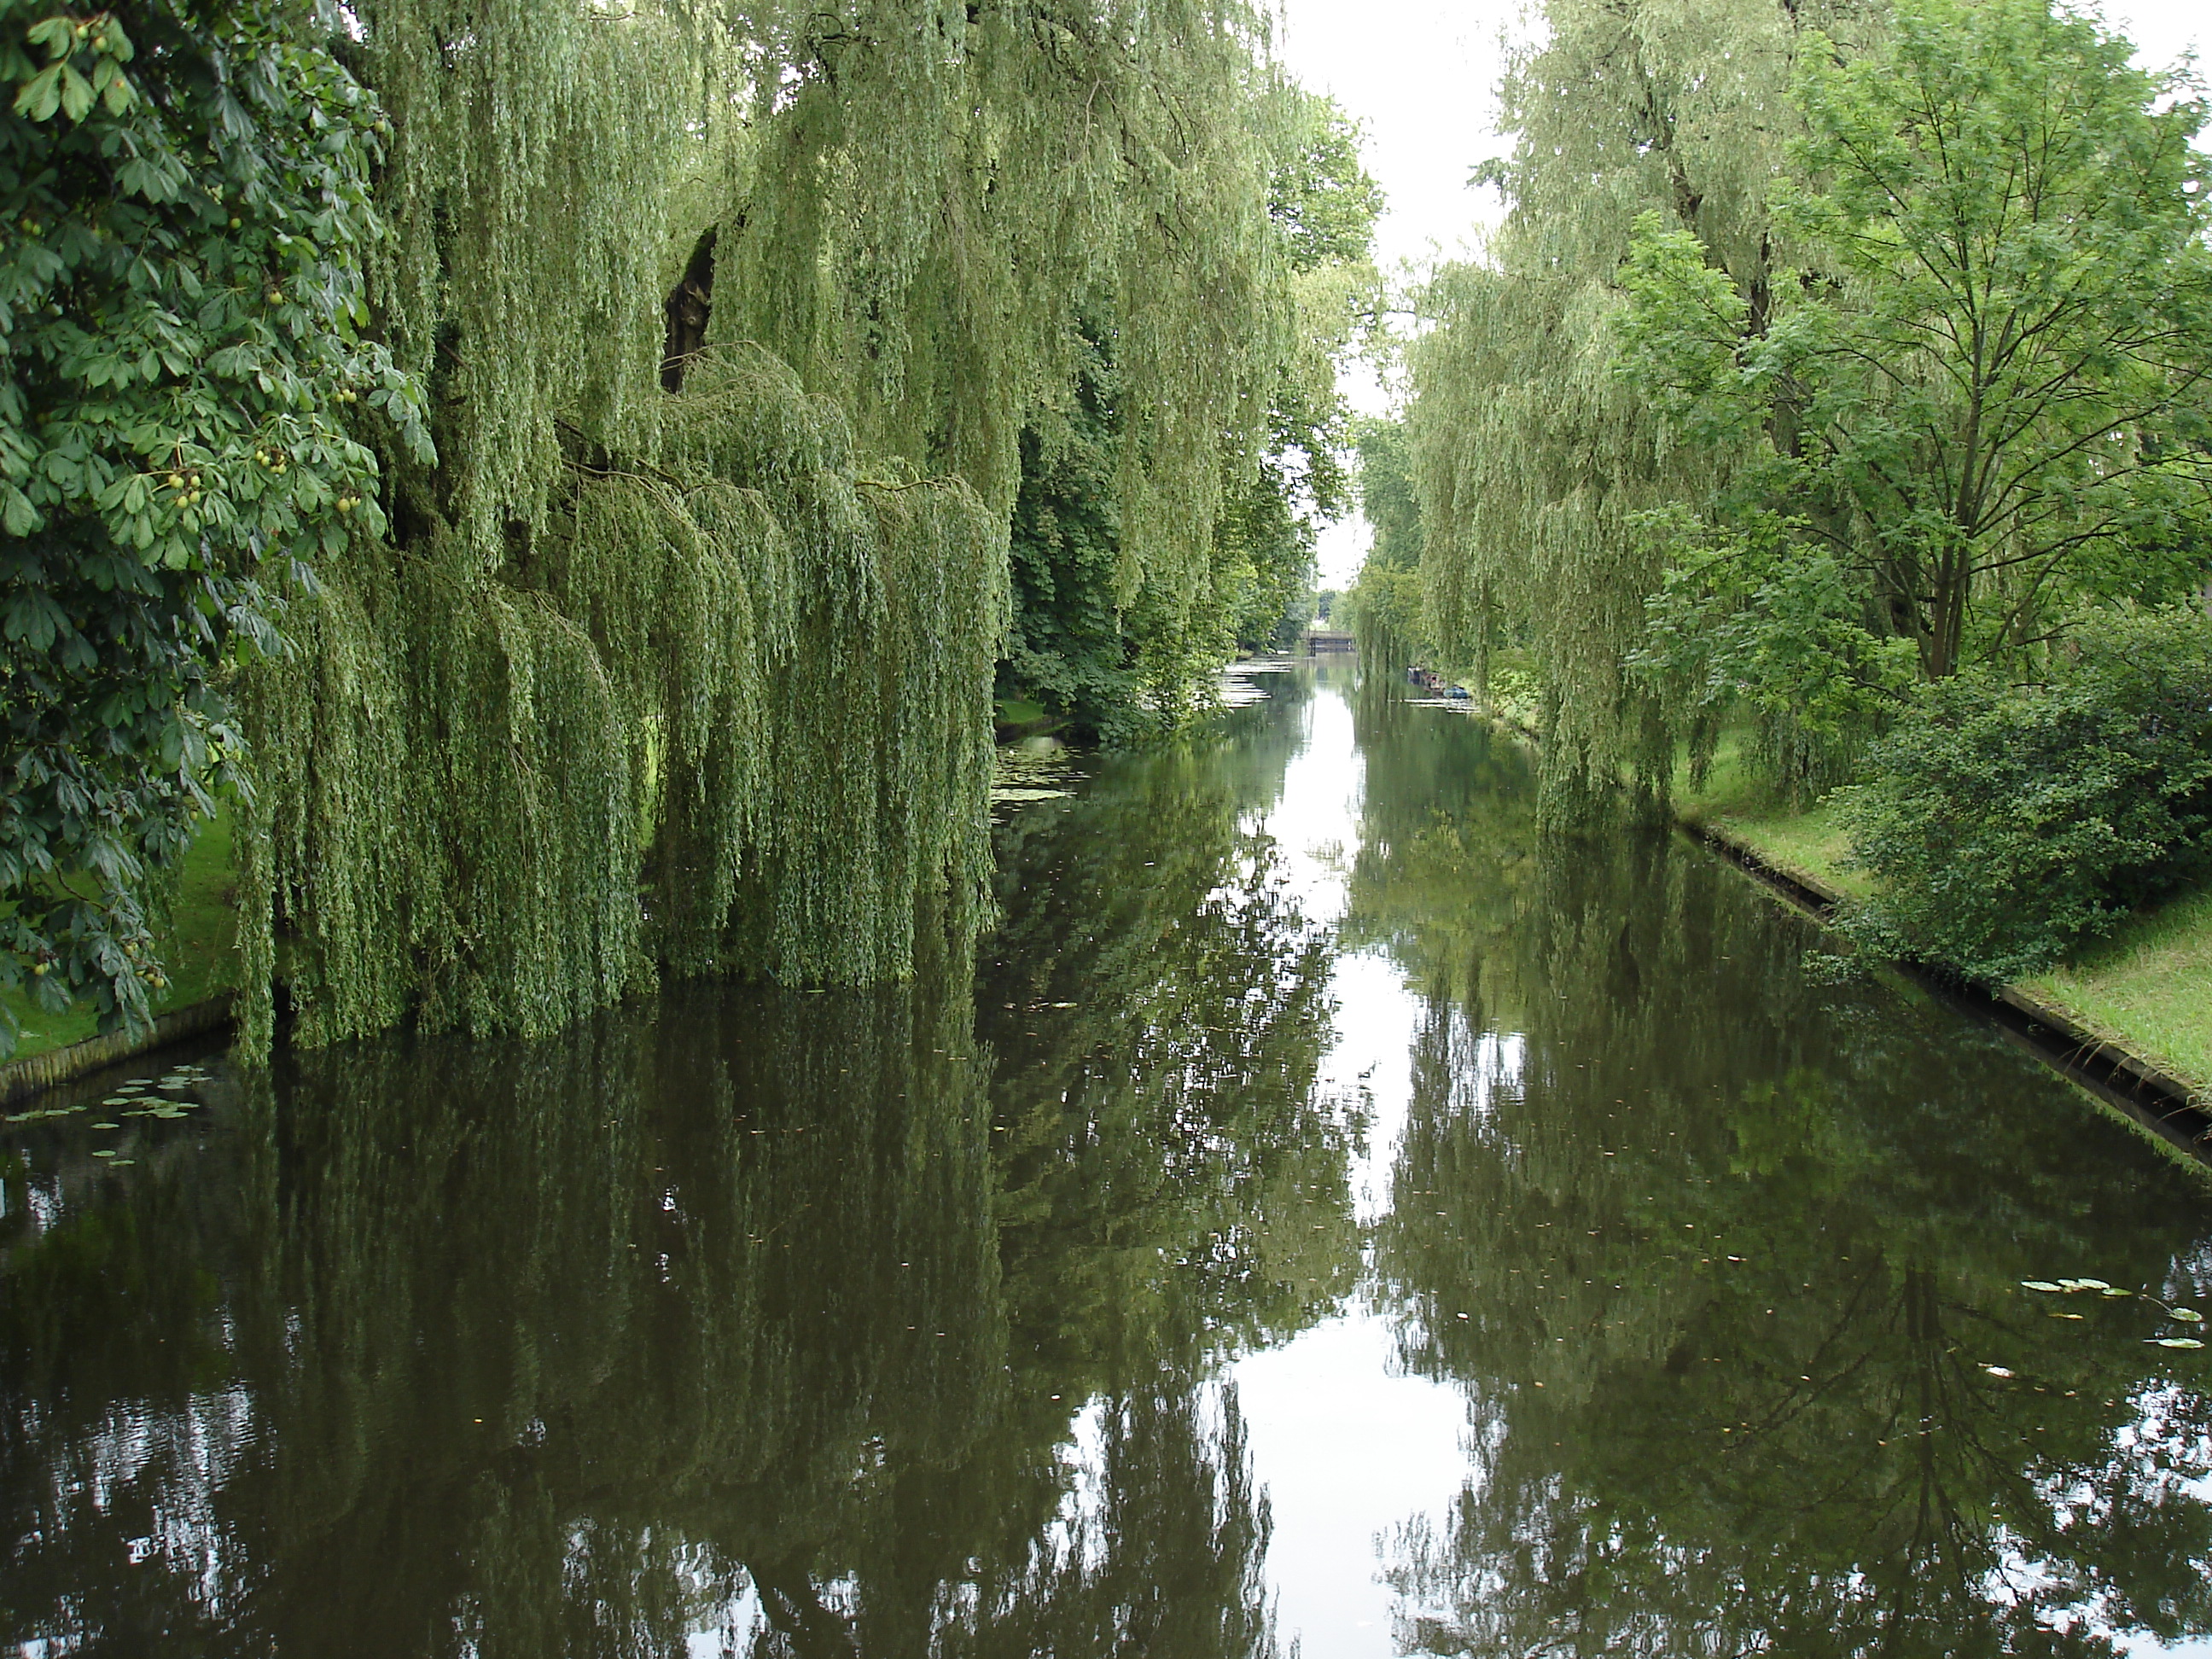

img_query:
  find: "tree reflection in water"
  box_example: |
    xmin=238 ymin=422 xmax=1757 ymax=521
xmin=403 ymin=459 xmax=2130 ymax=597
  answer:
xmin=1348 ymin=685 xmax=2212 ymax=1658
xmin=0 ymin=674 xmax=1345 ymax=1657
xmin=9 ymin=671 xmax=2210 ymax=1657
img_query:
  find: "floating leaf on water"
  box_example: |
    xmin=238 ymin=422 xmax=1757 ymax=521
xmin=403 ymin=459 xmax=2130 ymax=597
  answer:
xmin=2103 ymin=1287 xmax=2134 ymax=1298
xmin=2021 ymin=1281 xmax=2064 ymax=1293
xmin=102 ymin=1096 xmax=134 ymax=1107
xmin=2169 ymin=1308 xmax=2203 ymax=1322
xmin=1982 ymin=1365 xmax=2017 ymax=1377
xmin=90 ymin=1122 xmax=119 ymax=1131
xmin=2148 ymin=1337 xmax=2207 ymax=1349
xmin=2049 ymin=1312 xmax=2087 ymax=1320
xmin=90 ymin=1150 xmax=116 ymax=1159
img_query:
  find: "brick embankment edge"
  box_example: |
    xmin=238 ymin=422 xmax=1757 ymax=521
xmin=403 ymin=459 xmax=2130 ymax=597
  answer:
xmin=0 ymin=993 xmax=236 ymax=1108
xmin=1685 ymin=818 xmax=2212 ymax=1166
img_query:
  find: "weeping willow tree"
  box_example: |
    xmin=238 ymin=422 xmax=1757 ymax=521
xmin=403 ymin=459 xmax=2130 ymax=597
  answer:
xmin=1402 ymin=0 xmax=1884 ymax=819
xmin=718 ymin=0 xmax=1297 ymax=584
xmin=214 ymin=0 xmax=1315 ymax=1052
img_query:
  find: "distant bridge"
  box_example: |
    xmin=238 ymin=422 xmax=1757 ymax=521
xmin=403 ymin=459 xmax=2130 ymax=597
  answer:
xmin=1306 ymin=629 xmax=1356 ymax=655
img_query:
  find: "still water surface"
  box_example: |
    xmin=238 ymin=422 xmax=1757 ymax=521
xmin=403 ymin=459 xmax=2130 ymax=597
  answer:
xmin=6 ymin=663 xmax=2212 ymax=1656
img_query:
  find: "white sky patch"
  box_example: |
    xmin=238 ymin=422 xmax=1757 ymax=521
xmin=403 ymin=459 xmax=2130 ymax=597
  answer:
xmin=1233 ymin=1316 xmax=1472 ymax=1656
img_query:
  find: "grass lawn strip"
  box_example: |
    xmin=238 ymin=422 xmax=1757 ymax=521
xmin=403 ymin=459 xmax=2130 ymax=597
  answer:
xmin=1675 ymin=739 xmax=2211 ymax=1104
xmin=2 ymin=811 xmax=241 ymax=1064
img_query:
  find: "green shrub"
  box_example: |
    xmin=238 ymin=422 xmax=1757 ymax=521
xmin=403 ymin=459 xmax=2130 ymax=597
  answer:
xmin=1837 ymin=610 xmax=2212 ymax=982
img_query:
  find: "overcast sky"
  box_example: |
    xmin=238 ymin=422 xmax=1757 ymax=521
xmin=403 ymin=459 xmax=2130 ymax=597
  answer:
xmin=1273 ymin=0 xmax=2209 ymax=584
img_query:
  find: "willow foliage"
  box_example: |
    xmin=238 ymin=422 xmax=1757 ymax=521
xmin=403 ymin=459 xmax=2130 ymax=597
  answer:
xmin=1405 ymin=0 xmax=1883 ymax=817
xmin=217 ymin=0 xmax=1302 ymax=1052
xmin=716 ymin=0 xmax=1292 ymax=598
xmin=239 ymin=346 xmax=1002 ymax=1053
xmin=1344 ymin=416 xmax=1427 ymax=670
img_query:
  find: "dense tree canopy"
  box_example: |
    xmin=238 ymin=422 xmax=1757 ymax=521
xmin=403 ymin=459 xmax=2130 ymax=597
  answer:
xmin=3 ymin=0 xmax=1367 ymax=1051
xmin=0 ymin=0 xmax=426 ymax=1053
xmin=1619 ymin=0 xmax=2212 ymax=697
xmin=1001 ymin=89 xmax=1381 ymax=739
xmin=1391 ymin=0 xmax=2212 ymax=821
xmin=1403 ymin=0 xmax=1885 ymax=818
xmin=1344 ymin=415 xmax=1429 ymax=669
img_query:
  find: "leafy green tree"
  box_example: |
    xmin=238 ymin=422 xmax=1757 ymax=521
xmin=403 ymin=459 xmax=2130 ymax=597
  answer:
xmin=1404 ymin=0 xmax=1885 ymax=819
xmin=1001 ymin=330 xmax=1151 ymax=736
xmin=1627 ymin=504 xmax=1918 ymax=798
xmin=1345 ymin=416 xmax=1432 ymax=670
xmin=0 ymin=0 xmax=427 ymax=1052
xmin=0 ymin=0 xmax=1356 ymax=1057
xmin=1619 ymin=0 xmax=2212 ymax=690
xmin=1833 ymin=608 xmax=2212 ymax=981
xmin=1001 ymin=90 xmax=1381 ymax=739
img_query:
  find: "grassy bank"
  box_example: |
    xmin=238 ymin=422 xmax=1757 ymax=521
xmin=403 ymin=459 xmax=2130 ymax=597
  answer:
xmin=2 ymin=812 xmax=241 ymax=1064
xmin=1675 ymin=743 xmax=2212 ymax=1101
xmin=2023 ymin=892 xmax=2212 ymax=1101
xmin=1674 ymin=742 xmax=1868 ymax=902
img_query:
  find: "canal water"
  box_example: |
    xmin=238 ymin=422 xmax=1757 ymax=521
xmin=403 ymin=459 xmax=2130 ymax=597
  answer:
xmin=5 ymin=662 xmax=2211 ymax=1656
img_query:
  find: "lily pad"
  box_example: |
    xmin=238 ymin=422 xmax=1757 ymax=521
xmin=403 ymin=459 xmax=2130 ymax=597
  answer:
xmin=2147 ymin=1337 xmax=2206 ymax=1350
xmin=2062 ymin=1278 xmax=2113 ymax=1292
xmin=2172 ymin=1308 xmax=2203 ymax=1323
xmin=2021 ymin=1281 xmax=2064 ymax=1293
